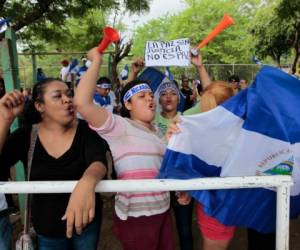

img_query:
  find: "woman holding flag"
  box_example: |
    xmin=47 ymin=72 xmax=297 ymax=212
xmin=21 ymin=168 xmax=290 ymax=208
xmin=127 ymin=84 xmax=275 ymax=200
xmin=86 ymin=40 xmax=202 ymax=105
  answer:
xmin=165 ymin=82 xmax=236 ymax=250
xmin=153 ymin=52 xmax=211 ymax=250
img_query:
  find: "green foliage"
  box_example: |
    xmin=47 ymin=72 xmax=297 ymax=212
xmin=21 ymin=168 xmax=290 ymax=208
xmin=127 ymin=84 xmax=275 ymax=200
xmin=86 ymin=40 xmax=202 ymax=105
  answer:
xmin=275 ymin=0 xmax=300 ymax=72
xmin=132 ymin=17 xmax=172 ymax=56
xmin=1 ymin=0 xmax=151 ymax=86
xmin=131 ymin=0 xmax=264 ymax=81
xmin=132 ymin=0 xmax=262 ymax=65
xmin=276 ymin=0 xmax=300 ymax=20
xmin=250 ymin=0 xmax=294 ymax=66
xmin=1 ymin=0 xmax=151 ymax=49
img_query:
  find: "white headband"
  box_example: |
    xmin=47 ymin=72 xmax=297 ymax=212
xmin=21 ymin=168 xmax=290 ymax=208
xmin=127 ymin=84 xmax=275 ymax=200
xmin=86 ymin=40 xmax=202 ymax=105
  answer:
xmin=157 ymin=82 xmax=180 ymax=98
xmin=123 ymin=83 xmax=152 ymax=102
xmin=97 ymin=83 xmax=112 ymax=89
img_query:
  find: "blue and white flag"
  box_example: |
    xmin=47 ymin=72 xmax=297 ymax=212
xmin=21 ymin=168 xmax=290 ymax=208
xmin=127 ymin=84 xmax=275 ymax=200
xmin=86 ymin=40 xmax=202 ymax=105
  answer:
xmin=120 ymin=64 xmax=129 ymax=81
xmin=165 ymin=67 xmax=174 ymax=81
xmin=0 ymin=18 xmax=10 ymax=34
xmin=158 ymin=66 xmax=300 ymax=233
xmin=138 ymin=67 xmax=186 ymax=112
xmin=252 ymin=55 xmax=262 ymax=65
xmin=68 ymin=58 xmax=78 ymax=73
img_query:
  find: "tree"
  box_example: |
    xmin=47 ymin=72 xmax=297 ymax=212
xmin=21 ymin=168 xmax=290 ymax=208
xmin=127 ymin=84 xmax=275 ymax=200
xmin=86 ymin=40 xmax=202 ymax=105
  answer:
xmin=131 ymin=17 xmax=172 ymax=56
xmin=1 ymin=0 xmax=151 ymax=86
xmin=132 ymin=0 xmax=262 ymax=80
xmin=1 ymin=0 xmax=150 ymax=44
xmin=276 ymin=0 xmax=300 ymax=73
xmin=251 ymin=1 xmax=294 ymax=67
xmin=132 ymin=0 xmax=261 ymax=63
xmin=110 ymin=39 xmax=132 ymax=85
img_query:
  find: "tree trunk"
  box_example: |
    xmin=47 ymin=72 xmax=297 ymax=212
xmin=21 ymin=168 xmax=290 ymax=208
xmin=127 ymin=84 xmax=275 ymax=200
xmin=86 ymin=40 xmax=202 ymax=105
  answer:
xmin=291 ymin=28 xmax=300 ymax=74
xmin=272 ymin=51 xmax=281 ymax=68
xmin=110 ymin=40 xmax=132 ymax=87
xmin=111 ymin=60 xmax=119 ymax=87
xmin=292 ymin=52 xmax=300 ymax=75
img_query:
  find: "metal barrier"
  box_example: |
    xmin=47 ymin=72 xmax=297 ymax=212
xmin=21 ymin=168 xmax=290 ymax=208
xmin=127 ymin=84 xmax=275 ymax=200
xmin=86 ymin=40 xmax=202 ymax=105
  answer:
xmin=0 ymin=175 xmax=293 ymax=250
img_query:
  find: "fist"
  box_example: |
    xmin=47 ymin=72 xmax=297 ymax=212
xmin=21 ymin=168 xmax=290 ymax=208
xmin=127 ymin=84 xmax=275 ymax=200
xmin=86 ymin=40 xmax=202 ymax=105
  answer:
xmin=0 ymin=90 xmax=25 ymax=122
xmin=131 ymin=57 xmax=145 ymax=74
xmin=190 ymin=48 xmax=203 ymax=67
xmin=86 ymin=47 xmax=103 ymax=63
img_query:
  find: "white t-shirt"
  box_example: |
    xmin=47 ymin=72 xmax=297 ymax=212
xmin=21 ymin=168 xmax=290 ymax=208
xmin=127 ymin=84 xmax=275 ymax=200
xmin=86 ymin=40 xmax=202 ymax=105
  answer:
xmin=60 ymin=66 xmax=72 ymax=82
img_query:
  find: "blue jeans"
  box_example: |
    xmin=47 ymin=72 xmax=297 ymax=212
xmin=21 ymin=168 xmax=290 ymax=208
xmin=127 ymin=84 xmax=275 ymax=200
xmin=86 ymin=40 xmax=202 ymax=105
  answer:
xmin=0 ymin=215 xmax=12 ymax=250
xmin=37 ymin=216 xmax=101 ymax=250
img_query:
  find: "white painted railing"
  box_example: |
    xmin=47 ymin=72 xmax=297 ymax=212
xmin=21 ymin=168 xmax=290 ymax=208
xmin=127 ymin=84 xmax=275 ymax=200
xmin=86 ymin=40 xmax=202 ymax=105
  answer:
xmin=0 ymin=175 xmax=293 ymax=250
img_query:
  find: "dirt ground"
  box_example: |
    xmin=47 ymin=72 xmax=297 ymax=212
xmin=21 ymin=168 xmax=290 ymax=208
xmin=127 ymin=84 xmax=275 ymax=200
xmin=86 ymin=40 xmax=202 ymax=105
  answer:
xmin=98 ymin=195 xmax=300 ymax=250
xmin=11 ymin=194 xmax=300 ymax=250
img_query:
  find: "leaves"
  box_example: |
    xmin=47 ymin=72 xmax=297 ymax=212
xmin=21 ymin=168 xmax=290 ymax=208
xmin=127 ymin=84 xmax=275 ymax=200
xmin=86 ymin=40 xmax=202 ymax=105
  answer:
xmin=132 ymin=0 xmax=258 ymax=64
xmin=1 ymin=0 xmax=151 ymax=47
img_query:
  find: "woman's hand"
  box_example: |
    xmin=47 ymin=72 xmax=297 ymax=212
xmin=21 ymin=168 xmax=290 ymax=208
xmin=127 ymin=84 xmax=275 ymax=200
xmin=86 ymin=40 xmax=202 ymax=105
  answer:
xmin=131 ymin=57 xmax=145 ymax=75
xmin=126 ymin=57 xmax=145 ymax=83
xmin=0 ymin=91 xmax=24 ymax=123
xmin=86 ymin=47 xmax=103 ymax=64
xmin=176 ymin=191 xmax=192 ymax=205
xmin=165 ymin=117 xmax=182 ymax=141
xmin=62 ymin=178 xmax=96 ymax=238
xmin=190 ymin=48 xmax=203 ymax=68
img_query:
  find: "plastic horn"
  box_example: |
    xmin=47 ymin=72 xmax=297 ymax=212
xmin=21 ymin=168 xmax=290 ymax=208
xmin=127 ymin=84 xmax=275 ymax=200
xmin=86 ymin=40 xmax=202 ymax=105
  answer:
xmin=197 ymin=13 xmax=235 ymax=49
xmin=97 ymin=26 xmax=120 ymax=53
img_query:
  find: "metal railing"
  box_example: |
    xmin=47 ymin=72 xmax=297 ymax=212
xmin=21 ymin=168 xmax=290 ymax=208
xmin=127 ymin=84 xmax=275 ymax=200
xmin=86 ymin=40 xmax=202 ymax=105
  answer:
xmin=0 ymin=175 xmax=293 ymax=250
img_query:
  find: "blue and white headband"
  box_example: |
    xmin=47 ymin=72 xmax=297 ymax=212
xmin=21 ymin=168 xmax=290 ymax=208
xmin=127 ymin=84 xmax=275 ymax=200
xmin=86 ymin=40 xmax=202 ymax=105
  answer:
xmin=157 ymin=82 xmax=180 ymax=98
xmin=96 ymin=83 xmax=112 ymax=89
xmin=123 ymin=83 xmax=152 ymax=102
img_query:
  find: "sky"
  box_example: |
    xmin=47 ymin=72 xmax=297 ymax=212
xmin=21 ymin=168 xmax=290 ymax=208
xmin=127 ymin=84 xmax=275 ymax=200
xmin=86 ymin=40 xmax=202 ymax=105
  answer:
xmin=122 ymin=0 xmax=187 ymax=36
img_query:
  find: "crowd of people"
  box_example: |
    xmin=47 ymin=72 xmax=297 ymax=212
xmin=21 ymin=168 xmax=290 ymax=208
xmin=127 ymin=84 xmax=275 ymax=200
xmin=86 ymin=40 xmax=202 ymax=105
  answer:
xmin=0 ymin=46 xmax=284 ymax=250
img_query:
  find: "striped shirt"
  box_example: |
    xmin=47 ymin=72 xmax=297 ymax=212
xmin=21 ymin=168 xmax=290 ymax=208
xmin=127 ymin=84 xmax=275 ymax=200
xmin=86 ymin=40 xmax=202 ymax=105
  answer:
xmin=90 ymin=112 xmax=170 ymax=220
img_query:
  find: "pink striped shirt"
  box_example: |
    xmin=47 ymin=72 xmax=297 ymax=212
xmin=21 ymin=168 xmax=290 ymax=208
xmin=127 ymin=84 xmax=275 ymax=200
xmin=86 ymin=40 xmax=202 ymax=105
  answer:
xmin=90 ymin=111 xmax=170 ymax=220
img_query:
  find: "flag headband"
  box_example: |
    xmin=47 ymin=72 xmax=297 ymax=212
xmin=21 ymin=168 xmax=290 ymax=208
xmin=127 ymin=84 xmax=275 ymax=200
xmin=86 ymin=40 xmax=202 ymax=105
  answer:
xmin=157 ymin=82 xmax=180 ymax=98
xmin=123 ymin=83 xmax=152 ymax=102
xmin=96 ymin=83 xmax=112 ymax=89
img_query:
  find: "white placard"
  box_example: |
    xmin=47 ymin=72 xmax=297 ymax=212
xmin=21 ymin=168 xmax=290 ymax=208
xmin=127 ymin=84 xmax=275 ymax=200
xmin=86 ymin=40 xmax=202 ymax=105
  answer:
xmin=145 ymin=38 xmax=190 ymax=67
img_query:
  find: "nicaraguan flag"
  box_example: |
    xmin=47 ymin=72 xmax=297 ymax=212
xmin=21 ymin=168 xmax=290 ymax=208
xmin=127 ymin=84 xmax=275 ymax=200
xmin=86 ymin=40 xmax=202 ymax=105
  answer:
xmin=139 ymin=67 xmax=186 ymax=112
xmin=252 ymin=55 xmax=262 ymax=65
xmin=165 ymin=67 xmax=174 ymax=81
xmin=0 ymin=18 xmax=10 ymax=34
xmin=120 ymin=64 xmax=129 ymax=80
xmin=68 ymin=58 xmax=78 ymax=73
xmin=158 ymin=66 xmax=300 ymax=233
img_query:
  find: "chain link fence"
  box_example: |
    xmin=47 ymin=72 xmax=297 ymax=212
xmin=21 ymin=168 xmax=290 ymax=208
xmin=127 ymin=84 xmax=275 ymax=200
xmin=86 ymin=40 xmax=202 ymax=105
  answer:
xmin=170 ymin=64 xmax=262 ymax=84
xmin=18 ymin=64 xmax=110 ymax=88
xmin=17 ymin=63 xmax=268 ymax=88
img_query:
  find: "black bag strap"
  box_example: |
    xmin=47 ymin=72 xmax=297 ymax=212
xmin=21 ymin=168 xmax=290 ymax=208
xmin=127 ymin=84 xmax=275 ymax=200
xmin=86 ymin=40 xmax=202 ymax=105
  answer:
xmin=23 ymin=125 xmax=38 ymax=234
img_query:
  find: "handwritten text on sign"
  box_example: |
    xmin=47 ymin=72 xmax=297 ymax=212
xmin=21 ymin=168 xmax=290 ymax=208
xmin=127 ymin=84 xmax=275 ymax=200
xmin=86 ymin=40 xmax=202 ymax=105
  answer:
xmin=145 ymin=38 xmax=190 ymax=67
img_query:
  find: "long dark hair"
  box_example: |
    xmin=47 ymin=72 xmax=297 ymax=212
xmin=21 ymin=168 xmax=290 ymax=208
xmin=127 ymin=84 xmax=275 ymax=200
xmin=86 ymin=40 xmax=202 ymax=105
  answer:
xmin=22 ymin=78 xmax=63 ymax=126
xmin=0 ymin=79 xmax=5 ymax=98
xmin=97 ymin=76 xmax=111 ymax=85
xmin=120 ymin=79 xmax=151 ymax=118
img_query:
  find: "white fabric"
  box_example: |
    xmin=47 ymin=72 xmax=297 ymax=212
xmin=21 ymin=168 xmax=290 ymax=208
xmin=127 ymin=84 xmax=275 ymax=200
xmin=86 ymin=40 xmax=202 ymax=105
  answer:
xmin=169 ymin=106 xmax=300 ymax=195
xmin=0 ymin=194 xmax=7 ymax=211
xmin=60 ymin=66 xmax=72 ymax=82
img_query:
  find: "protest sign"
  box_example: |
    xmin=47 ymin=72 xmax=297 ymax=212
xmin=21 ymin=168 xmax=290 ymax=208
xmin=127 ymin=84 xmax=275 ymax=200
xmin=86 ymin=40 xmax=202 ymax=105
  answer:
xmin=145 ymin=38 xmax=190 ymax=67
